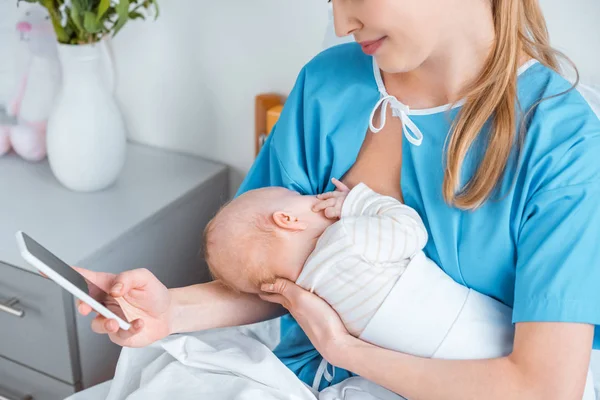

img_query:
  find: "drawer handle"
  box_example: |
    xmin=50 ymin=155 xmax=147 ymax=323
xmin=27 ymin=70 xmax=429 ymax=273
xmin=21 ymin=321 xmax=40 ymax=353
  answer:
xmin=0 ymin=297 xmax=25 ymax=318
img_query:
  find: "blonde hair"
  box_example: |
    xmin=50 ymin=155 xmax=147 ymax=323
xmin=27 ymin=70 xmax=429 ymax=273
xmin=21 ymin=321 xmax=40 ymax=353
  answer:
xmin=444 ymin=0 xmax=578 ymax=209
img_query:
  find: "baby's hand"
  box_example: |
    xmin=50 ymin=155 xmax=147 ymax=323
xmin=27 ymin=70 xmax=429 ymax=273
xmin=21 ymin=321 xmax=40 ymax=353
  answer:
xmin=313 ymin=178 xmax=350 ymax=219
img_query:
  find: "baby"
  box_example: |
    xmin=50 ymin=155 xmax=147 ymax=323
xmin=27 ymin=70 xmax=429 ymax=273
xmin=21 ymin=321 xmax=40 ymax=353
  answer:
xmin=204 ymin=179 xmax=516 ymax=359
xmin=204 ymin=178 xmax=428 ymax=336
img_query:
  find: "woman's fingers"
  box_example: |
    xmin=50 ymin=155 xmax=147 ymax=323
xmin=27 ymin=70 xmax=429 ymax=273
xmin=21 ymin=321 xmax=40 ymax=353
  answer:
xmin=260 ymin=279 xmax=305 ymax=310
xmin=115 ymin=318 xmax=144 ymax=340
xmin=90 ymin=314 xmax=124 ymax=335
xmin=258 ymin=293 xmax=289 ymax=308
xmin=109 ymin=268 xmax=152 ymax=297
xmin=77 ymin=300 xmax=93 ymax=316
xmin=90 ymin=313 xmax=144 ymax=345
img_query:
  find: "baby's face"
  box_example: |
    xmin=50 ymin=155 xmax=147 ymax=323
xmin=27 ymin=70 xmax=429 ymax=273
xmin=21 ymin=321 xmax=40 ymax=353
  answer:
xmin=205 ymin=187 xmax=334 ymax=294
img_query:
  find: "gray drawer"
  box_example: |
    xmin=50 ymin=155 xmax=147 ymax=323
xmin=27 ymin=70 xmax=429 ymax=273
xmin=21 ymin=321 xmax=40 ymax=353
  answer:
xmin=0 ymin=355 xmax=76 ymax=400
xmin=0 ymin=262 xmax=80 ymax=384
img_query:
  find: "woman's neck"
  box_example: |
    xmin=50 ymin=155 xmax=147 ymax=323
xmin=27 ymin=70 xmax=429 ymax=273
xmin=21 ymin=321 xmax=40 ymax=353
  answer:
xmin=382 ymin=1 xmax=496 ymax=109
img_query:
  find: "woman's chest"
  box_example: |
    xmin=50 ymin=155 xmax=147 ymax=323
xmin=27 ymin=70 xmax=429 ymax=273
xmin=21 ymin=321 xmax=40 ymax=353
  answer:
xmin=399 ymin=123 xmax=520 ymax=305
xmin=323 ymin=114 xmax=519 ymax=305
xmin=341 ymin=116 xmax=404 ymax=201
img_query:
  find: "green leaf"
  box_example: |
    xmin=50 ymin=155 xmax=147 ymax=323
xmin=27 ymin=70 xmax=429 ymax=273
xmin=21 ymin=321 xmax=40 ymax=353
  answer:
xmin=96 ymin=0 xmax=110 ymax=22
xmin=37 ymin=1 xmax=71 ymax=43
xmin=70 ymin=1 xmax=85 ymax=35
xmin=112 ymin=0 xmax=130 ymax=37
xmin=116 ymin=0 xmax=131 ymax=20
xmin=39 ymin=0 xmax=55 ymax=9
xmin=72 ymin=0 xmax=91 ymax=12
xmin=84 ymin=11 xmax=102 ymax=33
xmin=128 ymin=11 xmax=145 ymax=20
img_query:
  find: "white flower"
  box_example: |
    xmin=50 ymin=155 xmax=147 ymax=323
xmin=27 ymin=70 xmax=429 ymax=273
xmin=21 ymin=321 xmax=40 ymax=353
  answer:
xmin=59 ymin=0 xmax=72 ymax=27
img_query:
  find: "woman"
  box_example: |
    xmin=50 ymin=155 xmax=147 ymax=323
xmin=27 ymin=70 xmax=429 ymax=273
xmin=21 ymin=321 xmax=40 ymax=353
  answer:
xmin=79 ymin=0 xmax=600 ymax=398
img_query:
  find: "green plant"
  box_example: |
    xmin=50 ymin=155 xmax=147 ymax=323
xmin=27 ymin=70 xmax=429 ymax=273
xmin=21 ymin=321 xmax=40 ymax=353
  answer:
xmin=18 ymin=0 xmax=159 ymax=44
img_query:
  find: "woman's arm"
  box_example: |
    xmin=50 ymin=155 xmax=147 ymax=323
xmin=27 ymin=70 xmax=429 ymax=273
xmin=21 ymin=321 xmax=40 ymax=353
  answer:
xmin=337 ymin=322 xmax=593 ymax=400
xmin=169 ymin=281 xmax=286 ymax=334
xmin=260 ymin=279 xmax=593 ymax=400
xmin=77 ymin=268 xmax=287 ymax=348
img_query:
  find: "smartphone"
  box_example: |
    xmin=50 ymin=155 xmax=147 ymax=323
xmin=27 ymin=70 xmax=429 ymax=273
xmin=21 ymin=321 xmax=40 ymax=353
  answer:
xmin=15 ymin=231 xmax=131 ymax=330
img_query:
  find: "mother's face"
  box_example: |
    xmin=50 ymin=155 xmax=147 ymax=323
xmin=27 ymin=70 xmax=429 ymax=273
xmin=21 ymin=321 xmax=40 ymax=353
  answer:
xmin=332 ymin=0 xmax=452 ymax=73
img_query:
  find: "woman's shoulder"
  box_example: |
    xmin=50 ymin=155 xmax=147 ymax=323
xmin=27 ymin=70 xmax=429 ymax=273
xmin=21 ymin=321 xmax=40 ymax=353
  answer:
xmin=518 ymin=62 xmax=600 ymax=195
xmin=301 ymin=42 xmax=375 ymax=88
xmin=519 ymin=62 xmax=599 ymax=127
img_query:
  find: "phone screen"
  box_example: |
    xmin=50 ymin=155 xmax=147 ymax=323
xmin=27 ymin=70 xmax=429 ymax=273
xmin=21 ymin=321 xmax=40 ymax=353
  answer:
xmin=20 ymin=232 xmax=128 ymax=322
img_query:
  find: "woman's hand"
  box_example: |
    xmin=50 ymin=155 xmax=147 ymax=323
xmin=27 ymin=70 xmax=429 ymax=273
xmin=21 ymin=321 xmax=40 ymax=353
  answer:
xmin=75 ymin=267 xmax=173 ymax=348
xmin=313 ymin=178 xmax=351 ymax=219
xmin=259 ymin=278 xmax=355 ymax=365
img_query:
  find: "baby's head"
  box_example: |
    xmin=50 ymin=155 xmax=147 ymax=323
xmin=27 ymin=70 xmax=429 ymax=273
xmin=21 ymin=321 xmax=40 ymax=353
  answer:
xmin=203 ymin=187 xmax=333 ymax=294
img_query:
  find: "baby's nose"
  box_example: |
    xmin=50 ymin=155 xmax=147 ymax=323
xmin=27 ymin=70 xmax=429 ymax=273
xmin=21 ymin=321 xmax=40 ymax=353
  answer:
xmin=16 ymin=21 xmax=32 ymax=33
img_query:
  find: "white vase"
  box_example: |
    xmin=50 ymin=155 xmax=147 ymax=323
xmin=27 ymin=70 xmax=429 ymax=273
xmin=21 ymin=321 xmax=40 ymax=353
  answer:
xmin=47 ymin=42 xmax=126 ymax=192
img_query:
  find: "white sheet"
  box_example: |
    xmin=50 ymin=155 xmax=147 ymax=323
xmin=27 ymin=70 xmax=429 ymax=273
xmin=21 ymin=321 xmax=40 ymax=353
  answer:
xmin=67 ymin=323 xmax=403 ymax=400
xmin=102 ymin=329 xmax=316 ymax=400
xmin=67 ymin=322 xmax=598 ymax=400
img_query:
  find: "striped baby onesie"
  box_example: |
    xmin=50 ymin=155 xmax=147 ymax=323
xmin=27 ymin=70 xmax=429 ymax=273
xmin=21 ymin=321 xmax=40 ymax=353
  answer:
xmin=295 ymin=183 xmax=428 ymax=336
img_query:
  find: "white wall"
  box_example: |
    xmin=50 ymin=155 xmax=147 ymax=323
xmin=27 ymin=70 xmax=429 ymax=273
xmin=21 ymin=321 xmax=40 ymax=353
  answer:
xmin=542 ymin=0 xmax=600 ymax=86
xmin=2 ymin=0 xmax=599 ymax=193
xmin=111 ymin=0 xmax=328 ymax=194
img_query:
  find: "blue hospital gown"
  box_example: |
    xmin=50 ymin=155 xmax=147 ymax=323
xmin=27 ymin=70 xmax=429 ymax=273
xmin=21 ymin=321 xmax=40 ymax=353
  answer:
xmin=236 ymin=42 xmax=600 ymax=389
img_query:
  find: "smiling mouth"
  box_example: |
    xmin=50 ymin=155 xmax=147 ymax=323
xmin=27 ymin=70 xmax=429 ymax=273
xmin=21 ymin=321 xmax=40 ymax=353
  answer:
xmin=358 ymin=37 xmax=387 ymax=55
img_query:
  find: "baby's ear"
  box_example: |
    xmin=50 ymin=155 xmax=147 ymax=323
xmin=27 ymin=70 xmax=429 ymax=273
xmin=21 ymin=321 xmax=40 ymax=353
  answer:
xmin=272 ymin=211 xmax=308 ymax=231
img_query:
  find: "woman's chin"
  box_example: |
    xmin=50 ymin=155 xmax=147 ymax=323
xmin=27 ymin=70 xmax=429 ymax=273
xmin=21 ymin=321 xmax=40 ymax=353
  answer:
xmin=375 ymin=51 xmax=425 ymax=75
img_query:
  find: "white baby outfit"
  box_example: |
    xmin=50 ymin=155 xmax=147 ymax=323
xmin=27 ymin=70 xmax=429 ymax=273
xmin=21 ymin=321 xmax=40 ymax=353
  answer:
xmin=296 ymin=182 xmax=516 ymax=358
xmin=296 ymin=183 xmax=427 ymax=336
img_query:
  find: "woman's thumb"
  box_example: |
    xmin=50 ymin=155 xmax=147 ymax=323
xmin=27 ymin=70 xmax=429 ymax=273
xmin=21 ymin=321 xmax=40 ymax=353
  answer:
xmin=110 ymin=268 xmax=151 ymax=297
xmin=261 ymin=279 xmax=300 ymax=300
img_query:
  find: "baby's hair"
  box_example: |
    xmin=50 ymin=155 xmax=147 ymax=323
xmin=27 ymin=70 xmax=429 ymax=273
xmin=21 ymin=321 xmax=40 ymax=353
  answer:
xmin=202 ymin=205 xmax=234 ymax=289
xmin=202 ymin=201 xmax=278 ymax=292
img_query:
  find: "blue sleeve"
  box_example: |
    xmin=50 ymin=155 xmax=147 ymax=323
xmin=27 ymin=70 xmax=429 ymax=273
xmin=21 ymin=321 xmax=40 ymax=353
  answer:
xmin=235 ymin=68 xmax=313 ymax=198
xmin=513 ymin=91 xmax=600 ymax=335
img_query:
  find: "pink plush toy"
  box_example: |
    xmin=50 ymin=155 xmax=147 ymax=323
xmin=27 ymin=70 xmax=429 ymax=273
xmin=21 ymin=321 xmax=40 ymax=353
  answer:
xmin=0 ymin=5 xmax=60 ymax=161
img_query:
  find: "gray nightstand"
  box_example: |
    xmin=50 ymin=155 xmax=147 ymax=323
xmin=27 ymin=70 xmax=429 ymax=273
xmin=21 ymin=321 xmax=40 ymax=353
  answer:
xmin=0 ymin=143 xmax=228 ymax=399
